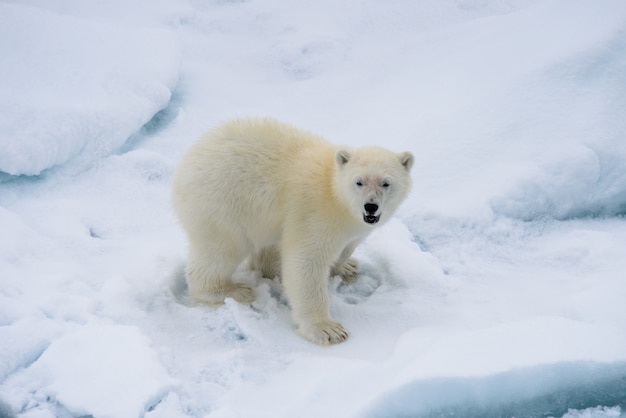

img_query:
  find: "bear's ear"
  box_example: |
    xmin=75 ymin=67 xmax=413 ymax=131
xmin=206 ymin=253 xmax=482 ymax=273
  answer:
xmin=398 ymin=151 xmax=414 ymax=171
xmin=335 ymin=150 xmax=351 ymax=166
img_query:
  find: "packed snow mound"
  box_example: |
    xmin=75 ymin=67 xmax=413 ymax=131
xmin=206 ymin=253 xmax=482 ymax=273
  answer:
xmin=0 ymin=3 xmax=180 ymax=176
xmin=1 ymin=323 xmax=174 ymax=418
xmin=381 ymin=0 xmax=626 ymax=220
xmin=490 ymin=29 xmax=626 ymax=220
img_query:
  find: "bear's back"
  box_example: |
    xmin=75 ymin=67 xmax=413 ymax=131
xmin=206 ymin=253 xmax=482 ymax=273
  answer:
xmin=172 ymin=118 xmax=340 ymax=244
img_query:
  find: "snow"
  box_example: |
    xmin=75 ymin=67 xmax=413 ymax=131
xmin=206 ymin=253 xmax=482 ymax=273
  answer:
xmin=0 ymin=2 xmax=180 ymax=176
xmin=363 ymin=362 xmax=626 ymax=418
xmin=1 ymin=0 xmax=626 ymax=417
xmin=5 ymin=323 xmax=174 ymax=418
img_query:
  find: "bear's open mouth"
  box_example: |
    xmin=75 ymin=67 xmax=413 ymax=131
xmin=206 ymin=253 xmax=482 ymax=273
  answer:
xmin=363 ymin=214 xmax=380 ymax=224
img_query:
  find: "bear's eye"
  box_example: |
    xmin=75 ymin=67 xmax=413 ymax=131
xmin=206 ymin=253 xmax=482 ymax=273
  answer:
xmin=355 ymin=180 xmax=363 ymax=187
xmin=382 ymin=181 xmax=390 ymax=188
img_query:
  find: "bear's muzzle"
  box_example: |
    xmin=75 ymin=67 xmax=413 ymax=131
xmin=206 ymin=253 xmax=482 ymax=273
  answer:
xmin=363 ymin=203 xmax=380 ymax=224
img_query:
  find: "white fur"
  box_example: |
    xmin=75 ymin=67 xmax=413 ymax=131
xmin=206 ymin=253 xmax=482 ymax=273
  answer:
xmin=172 ymin=118 xmax=413 ymax=345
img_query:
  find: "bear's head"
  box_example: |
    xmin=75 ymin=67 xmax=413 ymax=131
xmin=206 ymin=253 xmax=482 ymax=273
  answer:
xmin=335 ymin=146 xmax=414 ymax=227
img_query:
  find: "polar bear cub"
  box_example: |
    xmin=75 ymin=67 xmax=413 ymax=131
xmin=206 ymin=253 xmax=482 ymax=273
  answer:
xmin=172 ymin=118 xmax=413 ymax=345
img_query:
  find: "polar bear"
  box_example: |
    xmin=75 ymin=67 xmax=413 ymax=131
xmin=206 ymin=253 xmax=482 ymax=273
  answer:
xmin=172 ymin=118 xmax=413 ymax=345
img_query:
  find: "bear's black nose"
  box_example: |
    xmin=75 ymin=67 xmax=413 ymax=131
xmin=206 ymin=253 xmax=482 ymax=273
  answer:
xmin=364 ymin=203 xmax=378 ymax=214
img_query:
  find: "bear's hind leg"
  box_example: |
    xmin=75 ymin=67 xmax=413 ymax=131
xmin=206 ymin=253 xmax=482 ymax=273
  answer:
xmin=186 ymin=238 xmax=255 ymax=306
xmin=248 ymin=246 xmax=281 ymax=279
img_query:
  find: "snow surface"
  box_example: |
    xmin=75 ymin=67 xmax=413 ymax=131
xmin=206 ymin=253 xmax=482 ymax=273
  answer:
xmin=0 ymin=1 xmax=180 ymax=176
xmin=1 ymin=0 xmax=626 ymax=417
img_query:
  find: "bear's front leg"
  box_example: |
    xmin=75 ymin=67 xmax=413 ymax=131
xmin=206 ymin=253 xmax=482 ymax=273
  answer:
xmin=281 ymin=244 xmax=349 ymax=346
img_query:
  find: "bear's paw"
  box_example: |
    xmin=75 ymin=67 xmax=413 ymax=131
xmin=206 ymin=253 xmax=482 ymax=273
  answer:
xmin=332 ymin=258 xmax=359 ymax=284
xmin=224 ymin=283 xmax=256 ymax=305
xmin=191 ymin=283 xmax=256 ymax=306
xmin=298 ymin=320 xmax=349 ymax=346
